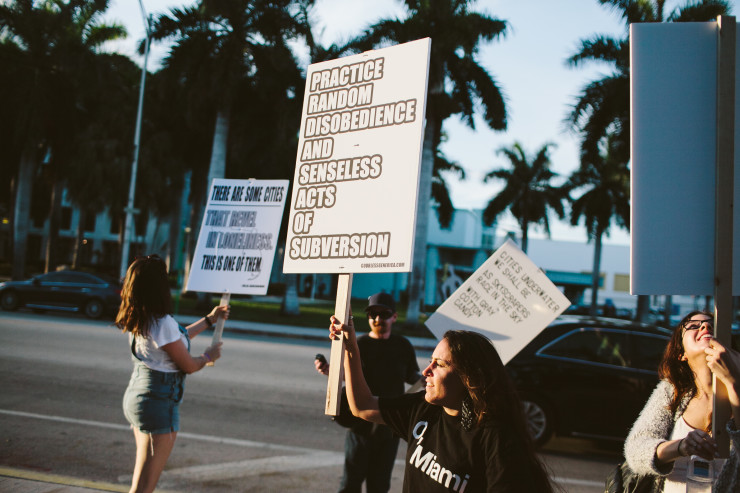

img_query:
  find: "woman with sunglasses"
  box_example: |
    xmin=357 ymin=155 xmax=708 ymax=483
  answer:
xmin=624 ymin=310 xmax=740 ymax=491
xmin=116 ymin=255 xmax=229 ymax=493
xmin=329 ymin=314 xmax=555 ymax=492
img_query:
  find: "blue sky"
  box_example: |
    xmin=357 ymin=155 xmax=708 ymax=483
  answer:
xmin=104 ymin=0 xmax=737 ymax=246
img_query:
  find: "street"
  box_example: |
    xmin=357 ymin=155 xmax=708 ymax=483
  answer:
xmin=0 ymin=311 xmax=621 ymax=492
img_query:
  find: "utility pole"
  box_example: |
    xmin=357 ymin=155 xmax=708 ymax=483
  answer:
xmin=119 ymin=0 xmax=151 ymax=279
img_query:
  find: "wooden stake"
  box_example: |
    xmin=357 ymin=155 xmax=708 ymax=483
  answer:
xmin=206 ymin=292 xmax=231 ymax=367
xmin=326 ymin=273 xmax=353 ymax=416
xmin=712 ymin=15 xmax=735 ymax=458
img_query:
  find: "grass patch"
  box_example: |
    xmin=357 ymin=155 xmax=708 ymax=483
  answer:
xmin=172 ymin=294 xmax=434 ymax=339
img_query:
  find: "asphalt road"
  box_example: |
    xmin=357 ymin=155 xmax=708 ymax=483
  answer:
xmin=0 ymin=310 xmax=622 ymax=492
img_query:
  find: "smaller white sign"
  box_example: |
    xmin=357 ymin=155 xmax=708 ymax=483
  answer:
xmin=425 ymin=239 xmax=571 ymax=365
xmin=186 ymin=179 xmax=288 ymax=295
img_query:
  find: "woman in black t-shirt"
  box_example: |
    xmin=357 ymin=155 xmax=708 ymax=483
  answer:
xmin=330 ymin=314 xmax=555 ymax=492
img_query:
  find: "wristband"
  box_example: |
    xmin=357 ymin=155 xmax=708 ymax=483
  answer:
xmin=204 ymin=315 xmax=214 ymax=329
xmin=203 ymin=352 xmax=211 ymax=363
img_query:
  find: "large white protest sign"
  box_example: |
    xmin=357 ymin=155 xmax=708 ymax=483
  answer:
xmin=187 ymin=178 xmax=288 ymax=295
xmin=630 ymin=21 xmax=740 ymax=295
xmin=425 ymin=240 xmax=571 ymax=365
xmin=283 ymin=38 xmax=431 ymax=274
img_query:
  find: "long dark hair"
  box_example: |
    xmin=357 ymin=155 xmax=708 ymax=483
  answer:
xmin=115 ymin=255 xmax=172 ymax=337
xmin=444 ymin=330 xmax=555 ymax=492
xmin=658 ymin=310 xmax=712 ymax=419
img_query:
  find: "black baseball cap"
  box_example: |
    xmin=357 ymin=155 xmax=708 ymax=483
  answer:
xmin=365 ymin=292 xmax=396 ymax=313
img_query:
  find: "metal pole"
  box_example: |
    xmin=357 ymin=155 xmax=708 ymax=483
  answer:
xmin=712 ymin=14 xmax=735 ymax=458
xmin=119 ymin=2 xmax=151 ymax=279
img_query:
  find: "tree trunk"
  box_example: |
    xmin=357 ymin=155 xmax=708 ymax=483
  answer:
xmin=663 ymin=295 xmax=673 ymax=328
xmin=117 ymin=213 xmax=126 ymax=269
xmin=281 ymin=273 xmax=300 ymax=316
xmin=44 ymin=178 xmax=64 ymax=273
xmin=406 ymin=119 xmax=436 ymax=323
xmin=193 ymin=108 xmax=230 ymax=308
xmin=589 ymin=231 xmax=603 ymax=316
xmin=12 ymin=146 xmax=36 ymax=280
xmin=72 ymin=208 xmax=86 ymax=269
xmin=635 ymin=295 xmax=650 ymax=323
xmin=167 ymin=186 xmax=184 ymax=276
xmin=206 ymin=108 xmax=229 ymax=192
xmin=181 ymin=199 xmax=198 ymax=294
xmin=520 ymin=220 xmax=529 ymax=254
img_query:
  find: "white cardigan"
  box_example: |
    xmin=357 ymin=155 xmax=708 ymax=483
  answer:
xmin=624 ymin=380 xmax=740 ymax=492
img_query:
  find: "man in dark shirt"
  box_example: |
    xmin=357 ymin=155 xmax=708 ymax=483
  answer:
xmin=316 ymin=292 xmax=421 ymax=493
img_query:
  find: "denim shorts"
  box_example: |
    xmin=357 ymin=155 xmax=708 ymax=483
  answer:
xmin=123 ymin=362 xmax=186 ymax=434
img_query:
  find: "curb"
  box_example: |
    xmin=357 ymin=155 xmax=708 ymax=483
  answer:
xmin=175 ymin=315 xmax=438 ymax=351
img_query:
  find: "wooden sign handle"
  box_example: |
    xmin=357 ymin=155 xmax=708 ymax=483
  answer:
xmin=326 ymin=273 xmax=353 ymax=416
xmin=206 ymin=292 xmax=231 ymax=367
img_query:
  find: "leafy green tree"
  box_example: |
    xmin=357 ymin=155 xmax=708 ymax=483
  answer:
xmin=66 ymin=53 xmax=142 ymax=269
xmin=149 ymin=0 xmax=310 ymax=310
xmin=433 ymin=146 xmax=465 ymax=228
xmin=148 ymin=0 xmax=310 ymax=231
xmin=567 ymin=0 xmax=730 ymax=161
xmin=343 ymin=0 xmax=508 ymax=321
xmin=567 ymin=134 xmax=630 ymax=315
xmin=133 ymin=69 xmax=202 ymax=273
xmin=482 ymin=142 xmax=566 ymax=254
xmin=567 ymin=0 xmax=730 ymax=319
xmin=0 ymin=0 xmax=126 ymax=278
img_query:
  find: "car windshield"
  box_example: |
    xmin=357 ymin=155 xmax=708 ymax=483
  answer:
xmin=538 ymin=328 xmax=631 ymax=368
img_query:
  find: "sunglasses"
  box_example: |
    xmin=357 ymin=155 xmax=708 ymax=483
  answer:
xmin=682 ymin=318 xmax=713 ymax=335
xmin=367 ymin=309 xmax=394 ymax=320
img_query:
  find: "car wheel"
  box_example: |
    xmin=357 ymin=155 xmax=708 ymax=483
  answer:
xmin=1 ymin=290 xmax=20 ymax=311
xmin=521 ymin=398 xmax=553 ymax=448
xmin=83 ymin=299 xmax=104 ymax=319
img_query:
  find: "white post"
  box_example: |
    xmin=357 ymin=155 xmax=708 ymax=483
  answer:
xmin=211 ymin=293 xmax=231 ymax=344
xmin=206 ymin=293 xmax=231 ymax=367
xmin=326 ymin=274 xmax=353 ymax=416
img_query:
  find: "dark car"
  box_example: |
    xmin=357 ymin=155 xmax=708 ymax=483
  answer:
xmin=0 ymin=270 xmax=122 ymax=319
xmin=506 ymin=315 xmax=671 ymax=447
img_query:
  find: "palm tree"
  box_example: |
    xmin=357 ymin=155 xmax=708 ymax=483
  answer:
xmin=566 ymin=0 xmax=730 ymax=163
xmin=66 ymin=53 xmax=142 ymax=269
xmin=0 ymin=0 xmax=126 ymax=278
xmin=433 ymin=145 xmax=465 ymax=228
xmin=149 ymin=0 xmax=310 ymax=309
xmin=343 ymin=0 xmax=509 ymax=322
xmin=482 ymin=142 xmax=566 ymax=254
xmin=567 ymin=134 xmax=630 ymax=316
xmin=149 ymin=0 xmax=309 ymax=228
xmin=567 ymin=0 xmax=730 ymax=320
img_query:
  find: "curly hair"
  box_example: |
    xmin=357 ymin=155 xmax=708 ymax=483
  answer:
xmin=115 ymin=255 xmax=172 ymax=337
xmin=443 ymin=330 xmax=555 ymax=492
xmin=658 ymin=310 xmax=713 ymax=422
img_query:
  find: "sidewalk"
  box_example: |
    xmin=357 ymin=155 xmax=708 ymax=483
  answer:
xmin=0 ymin=467 xmax=138 ymax=493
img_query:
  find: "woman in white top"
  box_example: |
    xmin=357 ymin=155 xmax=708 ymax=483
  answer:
xmin=117 ymin=254 xmax=229 ymax=493
xmin=624 ymin=311 xmax=740 ymax=491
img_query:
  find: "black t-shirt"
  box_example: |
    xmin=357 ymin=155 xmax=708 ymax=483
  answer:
xmin=379 ymin=392 xmax=544 ymax=493
xmin=357 ymin=333 xmax=419 ymax=397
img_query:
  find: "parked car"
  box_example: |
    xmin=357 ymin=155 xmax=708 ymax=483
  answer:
xmin=0 ymin=270 xmax=122 ymax=319
xmin=506 ymin=315 xmax=671 ymax=447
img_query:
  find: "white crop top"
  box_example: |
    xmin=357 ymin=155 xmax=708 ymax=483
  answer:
xmin=131 ymin=314 xmax=189 ymax=372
